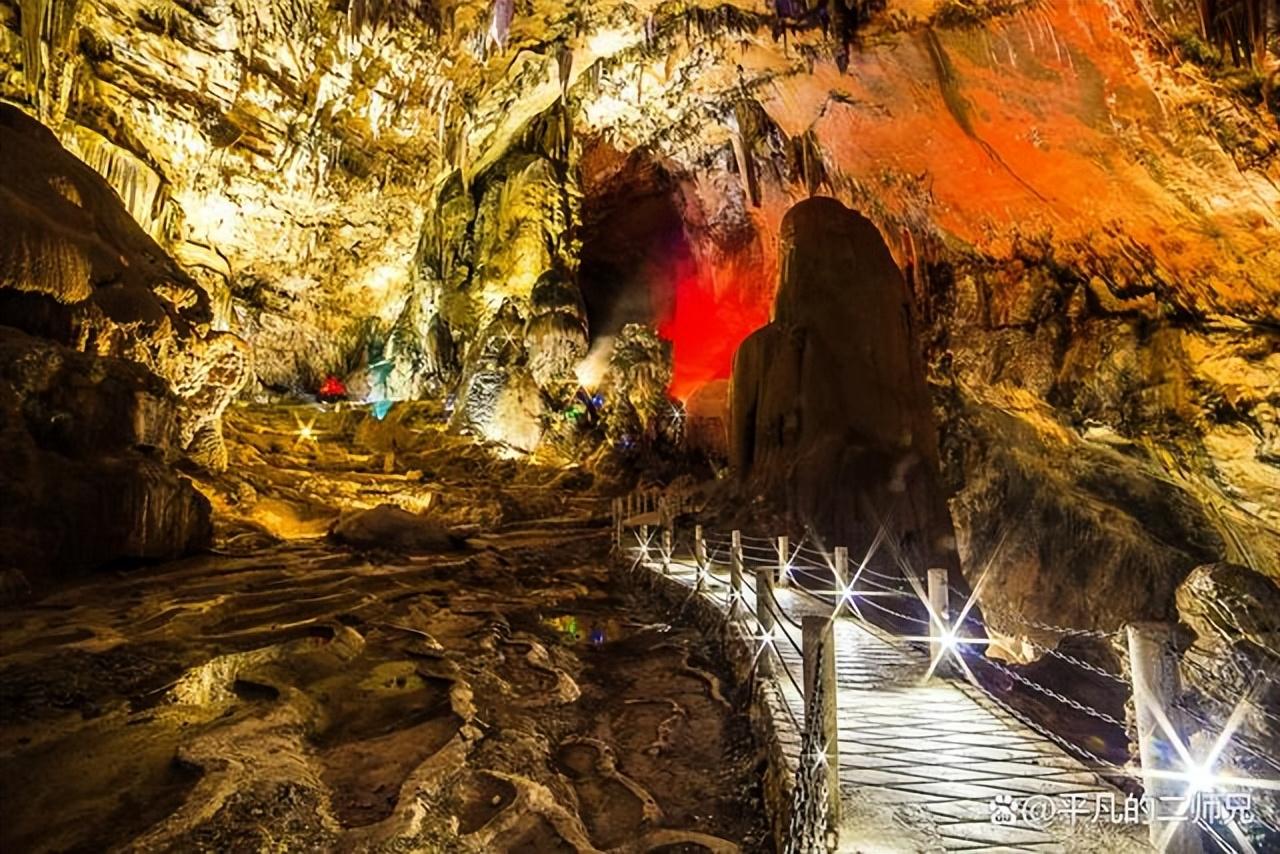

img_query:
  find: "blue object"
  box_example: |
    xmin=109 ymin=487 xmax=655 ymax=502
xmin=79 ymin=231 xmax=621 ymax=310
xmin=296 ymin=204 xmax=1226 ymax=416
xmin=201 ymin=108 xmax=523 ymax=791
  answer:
xmin=591 ymin=393 xmax=604 ymax=408
xmin=371 ymin=399 xmax=394 ymax=420
xmin=589 ymin=626 xmax=606 ymax=647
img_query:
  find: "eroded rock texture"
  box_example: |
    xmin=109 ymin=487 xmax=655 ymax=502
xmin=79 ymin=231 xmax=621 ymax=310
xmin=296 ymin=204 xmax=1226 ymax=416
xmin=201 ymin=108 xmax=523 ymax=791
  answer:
xmin=731 ymin=197 xmax=958 ymax=573
xmin=0 ymin=327 xmax=212 ymax=585
xmin=0 ymin=479 xmax=767 ymax=852
xmin=0 ymin=103 xmax=257 ymax=583
xmin=1175 ymin=563 xmax=1280 ymax=831
xmin=0 ymin=0 xmax=1277 ymax=655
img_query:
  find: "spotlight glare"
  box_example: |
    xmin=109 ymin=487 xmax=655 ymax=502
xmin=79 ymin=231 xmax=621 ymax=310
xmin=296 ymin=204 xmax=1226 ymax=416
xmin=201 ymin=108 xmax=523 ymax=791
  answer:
xmin=293 ymin=415 xmax=319 ymax=446
xmin=1186 ymin=762 xmax=1217 ymax=796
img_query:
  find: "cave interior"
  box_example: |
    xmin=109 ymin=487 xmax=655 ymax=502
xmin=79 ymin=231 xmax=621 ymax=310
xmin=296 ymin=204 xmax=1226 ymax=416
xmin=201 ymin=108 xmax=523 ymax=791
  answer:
xmin=1 ymin=0 xmax=1280 ymax=851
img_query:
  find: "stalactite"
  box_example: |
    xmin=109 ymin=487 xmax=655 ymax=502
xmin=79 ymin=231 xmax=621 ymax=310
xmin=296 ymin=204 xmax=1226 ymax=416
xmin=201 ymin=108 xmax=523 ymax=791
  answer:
xmin=20 ymin=0 xmax=82 ymax=125
xmin=62 ymin=130 xmax=165 ymax=239
xmin=346 ymin=0 xmax=441 ymax=34
xmin=487 ymin=0 xmax=514 ymax=53
xmin=557 ymin=43 xmax=573 ymax=104
xmin=729 ymin=103 xmax=761 ymax=208
xmin=1197 ymin=0 xmax=1278 ymax=70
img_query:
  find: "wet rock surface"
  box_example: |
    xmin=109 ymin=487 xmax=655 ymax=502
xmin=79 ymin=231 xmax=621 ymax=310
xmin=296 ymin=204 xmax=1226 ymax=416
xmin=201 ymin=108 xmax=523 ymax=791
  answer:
xmin=0 ymin=510 xmax=768 ymax=853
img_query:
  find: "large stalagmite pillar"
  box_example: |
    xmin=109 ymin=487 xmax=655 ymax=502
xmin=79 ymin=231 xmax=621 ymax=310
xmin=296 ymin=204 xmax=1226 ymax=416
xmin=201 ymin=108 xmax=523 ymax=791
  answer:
xmin=730 ymin=197 xmax=959 ymax=575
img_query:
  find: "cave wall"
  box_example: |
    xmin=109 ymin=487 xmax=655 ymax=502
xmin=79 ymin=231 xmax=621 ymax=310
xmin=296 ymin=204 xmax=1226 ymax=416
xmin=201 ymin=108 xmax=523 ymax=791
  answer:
xmin=0 ymin=104 xmax=229 ymax=584
xmin=1 ymin=0 xmax=1276 ymax=626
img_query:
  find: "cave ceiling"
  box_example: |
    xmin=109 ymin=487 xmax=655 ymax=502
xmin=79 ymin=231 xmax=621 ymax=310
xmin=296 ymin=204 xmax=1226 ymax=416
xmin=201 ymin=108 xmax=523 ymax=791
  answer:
xmin=5 ymin=0 xmax=1278 ymax=346
xmin=1 ymin=0 xmax=1279 ymax=671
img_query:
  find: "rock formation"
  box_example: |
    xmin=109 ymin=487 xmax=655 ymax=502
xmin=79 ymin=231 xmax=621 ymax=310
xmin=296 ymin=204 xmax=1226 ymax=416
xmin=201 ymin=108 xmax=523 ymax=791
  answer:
xmin=0 ymin=0 xmax=1276 ymax=644
xmin=1175 ymin=562 xmax=1280 ymax=832
xmin=0 ymin=327 xmax=212 ymax=586
xmin=0 ymin=103 xmax=249 ymax=583
xmin=731 ymin=197 xmax=958 ymax=573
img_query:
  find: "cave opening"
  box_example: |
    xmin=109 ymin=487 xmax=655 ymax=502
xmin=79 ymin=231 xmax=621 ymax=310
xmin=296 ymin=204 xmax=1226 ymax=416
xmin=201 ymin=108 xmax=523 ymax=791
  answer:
xmin=577 ymin=146 xmax=770 ymax=402
xmin=577 ymin=149 xmax=688 ymax=343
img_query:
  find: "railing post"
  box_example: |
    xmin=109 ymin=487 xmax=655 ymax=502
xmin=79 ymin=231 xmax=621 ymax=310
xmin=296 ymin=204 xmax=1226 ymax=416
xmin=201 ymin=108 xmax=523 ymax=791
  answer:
xmin=694 ymin=524 xmax=706 ymax=571
xmin=833 ymin=546 xmax=852 ymax=617
xmin=755 ymin=566 xmax=775 ymax=675
xmin=730 ymin=530 xmax=744 ymax=620
xmin=662 ymin=527 xmax=673 ymax=575
xmin=611 ymin=498 xmax=620 ymax=549
xmin=776 ymin=535 xmax=790 ymax=589
xmin=640 ymin=524 xmax=651 ymax=569
xmin=802 ymin=615 xmax=841 ymax=839
xmin=1127 ymin=623 xmax=1202 ymax=854
xmin=927 ymin=568 xmax=951 ymax=676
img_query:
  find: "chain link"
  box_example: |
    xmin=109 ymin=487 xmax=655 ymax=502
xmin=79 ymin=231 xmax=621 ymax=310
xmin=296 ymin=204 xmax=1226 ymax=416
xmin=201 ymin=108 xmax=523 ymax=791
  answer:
xmin=978 ymin=657 xmax=1127 ymax=730
xmin=857 ymin=594 xmax=930 ymax=626
xmin=965 ymin=665 xmax=1130 ymax=774
xmin=1025 ymin=638 xmax=1129 ymax=685
xmin=981 ymin=602 xmax=1121 ymax=640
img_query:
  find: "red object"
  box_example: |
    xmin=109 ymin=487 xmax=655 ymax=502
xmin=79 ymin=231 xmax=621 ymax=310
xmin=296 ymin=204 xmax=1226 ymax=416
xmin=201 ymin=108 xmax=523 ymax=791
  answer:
xmin=318 ymin=375 xmax=347 ymax=399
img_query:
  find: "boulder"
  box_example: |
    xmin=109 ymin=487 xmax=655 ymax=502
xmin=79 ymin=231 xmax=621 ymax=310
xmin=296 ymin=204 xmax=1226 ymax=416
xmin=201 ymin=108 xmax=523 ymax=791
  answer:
xmin=1177 ymin=562 xmax=1280 ymax=696
xmin=0 ymin=327 xmax=212 ymax=587
xmin=329 ymin=505 xmax=463 ymax=553
xmin=730 ymin=197 xmax=958 ymax=572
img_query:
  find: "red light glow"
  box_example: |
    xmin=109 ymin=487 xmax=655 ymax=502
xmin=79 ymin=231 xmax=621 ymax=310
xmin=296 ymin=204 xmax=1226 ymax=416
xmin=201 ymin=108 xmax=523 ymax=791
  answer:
xmin=657 ymin=273 xmax=771 ymax=401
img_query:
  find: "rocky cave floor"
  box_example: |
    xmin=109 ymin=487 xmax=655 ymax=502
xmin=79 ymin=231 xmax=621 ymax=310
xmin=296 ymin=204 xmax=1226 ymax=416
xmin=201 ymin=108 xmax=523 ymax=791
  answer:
xmin=0 ymin=404 xmax=769 ymax=854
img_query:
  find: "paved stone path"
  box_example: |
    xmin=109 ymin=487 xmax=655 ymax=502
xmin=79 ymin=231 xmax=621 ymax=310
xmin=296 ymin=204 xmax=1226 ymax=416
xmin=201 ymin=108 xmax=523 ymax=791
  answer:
xmin=625 ymin=529 xmax=1152 ymax=853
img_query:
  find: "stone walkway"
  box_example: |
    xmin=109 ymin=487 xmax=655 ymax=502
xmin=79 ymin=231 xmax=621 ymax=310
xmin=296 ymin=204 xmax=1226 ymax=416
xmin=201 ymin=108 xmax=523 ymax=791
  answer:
xmin=626 ymin=532 xmax=1152 ymax=853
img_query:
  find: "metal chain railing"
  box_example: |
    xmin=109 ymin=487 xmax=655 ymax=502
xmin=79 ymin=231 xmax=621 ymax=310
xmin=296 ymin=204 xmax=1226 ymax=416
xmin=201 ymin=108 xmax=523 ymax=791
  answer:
xmin=977 ymin=656 xmax=1128 ymax=729
xmin=613 ymin=490 xmax=1280 ymax=847
xmin=964 ymin=658 xmax=1131 ymax=775
xmin=979 ymin=600 xmax=1122 ymax=640
xmin=1025 ymin=638 xmax=1129 ymax=685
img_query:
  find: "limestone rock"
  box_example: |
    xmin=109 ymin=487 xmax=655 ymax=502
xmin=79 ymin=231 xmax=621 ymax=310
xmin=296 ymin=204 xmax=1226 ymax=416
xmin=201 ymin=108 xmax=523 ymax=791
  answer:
xmin=1175 ymin=563 xmax=1280 ymax=834
xmin=0 ymin=327 xmax=212 ymax=585
xmin=0 ymin=103 xmax=250 ymax=471
xmin=949 ymin=396 xmax=1222 ymax=643
xmin=329 ymin=505 xmax=463 ymax=553
xmin=731 ymin=197 xmax=958 ymax=571
xmin=1177 ymin=562 xmax=1280 ymax=696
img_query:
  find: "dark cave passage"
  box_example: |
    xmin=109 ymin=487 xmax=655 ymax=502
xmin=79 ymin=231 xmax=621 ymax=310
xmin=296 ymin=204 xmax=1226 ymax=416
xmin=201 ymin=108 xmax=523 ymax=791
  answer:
xmin=577 ymin=147 xmax=770 ymax=401
xmin=577 ymin=151 xmax=688 ymax=342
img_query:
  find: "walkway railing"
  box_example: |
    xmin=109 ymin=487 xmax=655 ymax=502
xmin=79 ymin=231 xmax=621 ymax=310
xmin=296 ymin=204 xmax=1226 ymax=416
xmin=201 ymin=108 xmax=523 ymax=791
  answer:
xmin=610 ymin=490 xmax=1280 ymax=853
